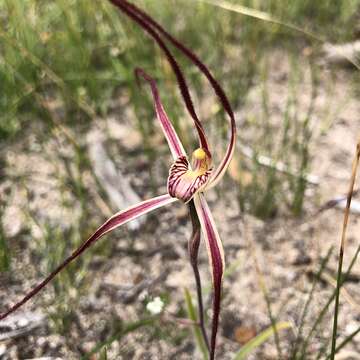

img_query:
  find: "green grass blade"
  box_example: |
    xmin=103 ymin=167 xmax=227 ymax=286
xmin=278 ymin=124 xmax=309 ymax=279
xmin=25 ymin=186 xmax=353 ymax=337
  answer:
xmin=329 ymin=139 xmax=360 ymax=360
xmin=194 ymin=0 xmax=360 ymax=70
xmin=0 ymin=223 xmax=10 ymax=272
xmin=326 ymin=325 xmax=360 ymax=359
xmin=184 ymin=288 xmax=209 ymax=360
xmin=291 ymin=246 xmax=334 ymax=358
xmin=100 ymin=347 xmax=108 ymax=360
xmin=195 ymin=0 xmax=321 ymax=40
xmin=233 ymin=322 xmax=291 ymax=360
xmin=300 ymin=244 xmax=360 ymax=357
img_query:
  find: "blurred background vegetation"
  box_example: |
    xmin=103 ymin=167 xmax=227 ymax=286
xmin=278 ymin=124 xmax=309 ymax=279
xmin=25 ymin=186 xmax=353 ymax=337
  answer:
xmin=1 ymin=0 xmax=360 ymax=358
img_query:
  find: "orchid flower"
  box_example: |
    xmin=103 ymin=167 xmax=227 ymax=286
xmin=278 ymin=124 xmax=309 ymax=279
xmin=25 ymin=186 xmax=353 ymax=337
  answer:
xmin=1 ymin=2 xmax=236 ymax=359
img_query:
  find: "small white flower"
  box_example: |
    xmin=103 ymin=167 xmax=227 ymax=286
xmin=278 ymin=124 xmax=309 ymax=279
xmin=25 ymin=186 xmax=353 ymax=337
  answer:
xmin=77 ymin=86 xmax=87 ymax=98
xmin=110 ymin=47 xmax=121 ymax=57
xmin=146 ymin=296 xmax=164 ymax=315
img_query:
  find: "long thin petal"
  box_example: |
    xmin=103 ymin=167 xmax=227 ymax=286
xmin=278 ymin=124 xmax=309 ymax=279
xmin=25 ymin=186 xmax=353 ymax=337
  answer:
xmin=193 ymin=193 xmax=225 ymax=360
xmin=0 ymin=194 xmax=177 ymax=321
xmin=110 ymin=0 xmax=210 ymax=152
xmin=116 ymin=0 xmax=236 ymax=188
xmin=188 ymin=200 xmax=210 ymax=352
xmin=206 ymin=118 xmax=236 ymax=189
xmin=135 ymin=68 xmax=187 ymax=160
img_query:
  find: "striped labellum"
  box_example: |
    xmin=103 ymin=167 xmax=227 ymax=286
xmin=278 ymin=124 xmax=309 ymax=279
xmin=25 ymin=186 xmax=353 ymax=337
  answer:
xmin=168 ymin=149 xmax=213 ymax=203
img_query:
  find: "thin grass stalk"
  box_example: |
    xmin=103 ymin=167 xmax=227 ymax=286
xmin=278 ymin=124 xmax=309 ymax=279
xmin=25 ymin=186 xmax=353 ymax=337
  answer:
xmin=241 ymin=213 xmax=282 ymax=359
xmin=326 ymin=325 xmax=360 ymax=359
xmin=234 ymin=322 xmax=291 ymax=360
xmin=256 ymin=263 xmax=282 ymax=359
xmin=0 ymin=205 xmax=11 ymax=272
xmin=3 ymin=58 xmax=81 ymax=149
xmin=292 ymin=59 xmax=317 ymax=215
xmin=184 ymin=288 xmax=209 ymax=359
xmin=330 ymin=138 xmax=360 ymax=360
xmin=195 ymin=0 xmax=322 ymax=41
xmin=0 ymin=28 xmax=95 ymax=117
xmin=82 ymin=317 xmax=156 ymax=359
xmin=316 ymin=335 xmax=332 ymax=360
xmin=291 ymin=246 xmax=334 ymax=358
xmin=195 ymin=0 xmax=360 ymax=69
xmin=299 ymin=244 xmax=360 ymax=358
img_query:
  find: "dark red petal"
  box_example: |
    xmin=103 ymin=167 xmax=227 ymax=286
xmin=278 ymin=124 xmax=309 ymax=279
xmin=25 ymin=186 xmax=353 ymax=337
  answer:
xmin=109 ymin=0 xmax=210 ymax=152
xmin=194 ymin=194 xmax=224 ymax=360
xmin=114 ymin=0 xmax=236 ymax=188
xmin=0 ymin=195 xmax=176 ymax=321
xmin=135 ymin=68 xmax=187 ymax=160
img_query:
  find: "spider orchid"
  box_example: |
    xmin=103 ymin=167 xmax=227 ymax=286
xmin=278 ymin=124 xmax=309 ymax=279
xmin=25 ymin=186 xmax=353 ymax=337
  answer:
xmin=0 ymin=69 xmax=234 ymax=356
xmin=1 ymin=1 xmax=236 ymax=359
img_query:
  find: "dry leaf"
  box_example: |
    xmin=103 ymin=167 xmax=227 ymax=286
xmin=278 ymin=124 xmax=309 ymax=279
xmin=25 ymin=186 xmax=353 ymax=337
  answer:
xmin=234 ymin=325 xmax=257 ymax=345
